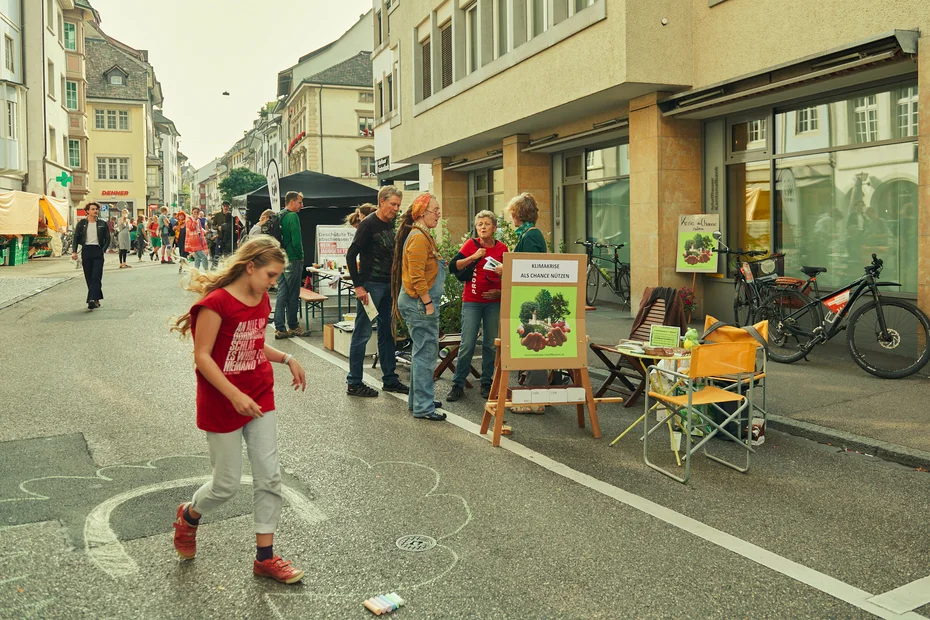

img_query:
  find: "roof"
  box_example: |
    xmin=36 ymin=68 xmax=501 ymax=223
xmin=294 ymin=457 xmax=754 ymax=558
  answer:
xmin=85 ymin=37 xmax=149 ymax=101
xmin=298 ymin=41 xmax=337 ymax=65
xmin=305 ymin=52 xmax=372 ymax=87
xmin=154 ymin=110 xmax=180 ymax=136
xmin=244 ymin=170 xmax=378 ymax=211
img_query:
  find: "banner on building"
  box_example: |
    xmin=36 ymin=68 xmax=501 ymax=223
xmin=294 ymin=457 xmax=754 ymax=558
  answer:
xmin=266 ymin=159 xmax=281 ymax=211
xmin=500 ymin=253 xmax=587 ymax=370
xmin=676 ymin=213 xmax=720 ymax=273
xmin=316 ymin=225 xmax=356 ymax=268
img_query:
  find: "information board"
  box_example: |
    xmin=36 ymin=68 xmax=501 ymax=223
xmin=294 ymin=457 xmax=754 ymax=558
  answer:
xmin=676 ymin=213 xmax=720 ymax=273
xmin=316 ymin=225 xmax=356 ymax=268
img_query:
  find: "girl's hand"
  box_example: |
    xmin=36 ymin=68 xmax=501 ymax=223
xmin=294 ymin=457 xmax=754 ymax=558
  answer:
xmin=288 ymin=359 xmax=307 ymax=391
xmin=231 ymin=391 xmax=263 ymax=418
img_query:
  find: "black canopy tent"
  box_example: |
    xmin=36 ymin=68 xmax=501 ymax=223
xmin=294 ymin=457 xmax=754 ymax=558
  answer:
xmin=238 ymin=170 xmax=379 ymax=267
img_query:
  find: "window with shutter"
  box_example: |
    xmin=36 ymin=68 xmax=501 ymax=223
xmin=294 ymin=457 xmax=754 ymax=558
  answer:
xmin=421 ymin=39 xmax=431 ymax=100
xmin=440 ymin=24 xmax=452 ymax=89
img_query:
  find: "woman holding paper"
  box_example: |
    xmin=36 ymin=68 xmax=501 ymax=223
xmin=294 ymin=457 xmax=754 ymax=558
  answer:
xmin=446 ymin=210 xmax=508 ymax=402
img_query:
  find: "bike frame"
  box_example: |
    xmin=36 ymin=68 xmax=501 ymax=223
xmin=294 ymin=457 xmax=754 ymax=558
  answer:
xmin=777 ymin=272 xmax=901 ymax=344
xmin=592 ymin=246 xmax=628 ymax=292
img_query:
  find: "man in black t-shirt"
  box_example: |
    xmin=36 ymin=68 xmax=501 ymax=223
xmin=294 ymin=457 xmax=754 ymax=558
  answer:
xmin=345 ymin=186 xmax=408 ymax=397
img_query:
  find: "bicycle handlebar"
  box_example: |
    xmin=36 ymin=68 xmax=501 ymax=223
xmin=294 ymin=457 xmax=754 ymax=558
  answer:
xmin=865 ymin=253 xmax=884 ymax=275
xmin=713 ymin=248 xmax=768 ymax=258
xmin=575 ymin=240 xmax=625 ymax=250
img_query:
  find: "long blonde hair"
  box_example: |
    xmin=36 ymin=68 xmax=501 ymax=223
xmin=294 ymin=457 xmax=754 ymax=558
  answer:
xmin=171 ymin=236 xmax=286 ymax=337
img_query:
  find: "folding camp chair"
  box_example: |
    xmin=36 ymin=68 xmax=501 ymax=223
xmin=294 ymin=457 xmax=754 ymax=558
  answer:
xmin=643 ymin=341 xmax=758 ymax=485
xmin=702 ymin=316 xmax=769 ymax=435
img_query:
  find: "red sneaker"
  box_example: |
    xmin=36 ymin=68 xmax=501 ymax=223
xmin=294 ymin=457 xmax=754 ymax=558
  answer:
xmin=172 ymin=503 xmax=197 ymax=560
xmin=253 ymin=555 xmax=304 ymax=584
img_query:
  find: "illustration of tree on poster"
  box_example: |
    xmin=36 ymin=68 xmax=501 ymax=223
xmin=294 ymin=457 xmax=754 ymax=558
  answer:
xmin=500 ymin=253 xmax=587 ymax=371
xmin=676 ymin=213 xmax=720 ymax=273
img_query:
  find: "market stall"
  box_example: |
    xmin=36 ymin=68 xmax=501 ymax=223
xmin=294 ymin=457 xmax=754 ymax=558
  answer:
xmin=0 ymin=191 xmax=69 ymax=266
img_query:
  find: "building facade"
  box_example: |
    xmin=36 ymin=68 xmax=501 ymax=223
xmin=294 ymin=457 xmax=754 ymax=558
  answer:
xmin=23 ymin=0 xmax=75 ymax=210
xmin=61 ymin=1 xmax=94 ymax=210
xmin=0 ymin=0 xmax=26 ymax=192
xmin=154 ymin=110 xmax=180 ymax=209
xmin=387 ymin=0 xmax=930 ymax=315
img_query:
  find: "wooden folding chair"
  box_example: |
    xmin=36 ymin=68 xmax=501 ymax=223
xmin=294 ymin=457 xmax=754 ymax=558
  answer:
xmin=643 ymin=342 xmax=758 ymax=485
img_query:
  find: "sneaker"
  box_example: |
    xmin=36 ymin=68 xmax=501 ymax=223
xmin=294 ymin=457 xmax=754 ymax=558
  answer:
xmin=347 ymin=384 xmax=379 ymax=397
xmin=382 ymin=382 xmax=409 ymax=395
xmin=480 ymin=384 xmax=492 ymax=399
xmin=172 ymin=503 xmax=197 ymax=560
xmin=274 ymin=330 xmax=293 ymax=340
xmin=288 ymin=326 xmax=308 ymax=337
xmin=447 ymin=385 xmax=465 ymax=402
xmin=253 ymin=555 xmax=304 ymax=584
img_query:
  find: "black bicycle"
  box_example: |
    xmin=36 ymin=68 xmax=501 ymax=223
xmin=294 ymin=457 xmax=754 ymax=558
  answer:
xmin=712 ymin=232 xmax=782 ymax=326
xmin=576 ymin=240 xmax=630 ymax=306
xmin=754 ymin=254 xmax=930 ymax=379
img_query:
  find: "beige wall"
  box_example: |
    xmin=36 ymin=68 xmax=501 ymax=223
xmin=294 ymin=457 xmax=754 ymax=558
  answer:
xmin=690 ymin=0 xmax=928 ymax=89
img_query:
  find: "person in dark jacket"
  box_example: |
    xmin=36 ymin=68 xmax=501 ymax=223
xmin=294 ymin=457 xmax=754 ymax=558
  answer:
xmin=71 ymin=202 xmax=110 ymax=310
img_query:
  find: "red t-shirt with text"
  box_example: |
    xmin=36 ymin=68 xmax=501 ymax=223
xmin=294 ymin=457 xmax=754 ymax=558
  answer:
xmin=190 ymin=288 xmax=275 ymax=433
xmin=461 ymin=238 xmax=508 ymax=303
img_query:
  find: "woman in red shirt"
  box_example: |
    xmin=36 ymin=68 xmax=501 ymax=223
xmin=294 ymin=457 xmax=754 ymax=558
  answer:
xmin=447 ymin=210 xmax=508 ymax=401
xmin=169 ymin=236 xmax=307 ymax=584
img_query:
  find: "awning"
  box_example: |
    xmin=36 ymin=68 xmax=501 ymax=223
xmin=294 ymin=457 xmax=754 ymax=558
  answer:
xmin=377 ymin=163 xmax=420 ymax=184
xmin=660 ymin=30 xmax=918 ymax=119
xmin=0 ymin=191 xmax=68 ymax=234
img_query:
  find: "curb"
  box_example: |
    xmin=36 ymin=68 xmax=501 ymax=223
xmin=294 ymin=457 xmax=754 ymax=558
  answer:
xmin=0 ymin=275 xmax=76 ymax=311
xmin=585 ymin=366 xmax=930 ymax=471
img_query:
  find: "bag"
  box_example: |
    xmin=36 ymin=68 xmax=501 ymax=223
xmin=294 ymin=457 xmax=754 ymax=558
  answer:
xmin=453 ymin=240 xmax=477 ymax=283
xmin=262 ymin=211 xmax=284 ymax=244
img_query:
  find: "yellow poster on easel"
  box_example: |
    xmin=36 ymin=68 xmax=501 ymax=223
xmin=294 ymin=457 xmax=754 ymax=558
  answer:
xmin=481 ymin=253 xmax=600 ymax=447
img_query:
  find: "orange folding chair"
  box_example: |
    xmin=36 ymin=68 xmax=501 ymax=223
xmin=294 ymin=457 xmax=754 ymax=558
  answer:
xmin=643 ymin=341 xmax=758 ymax=484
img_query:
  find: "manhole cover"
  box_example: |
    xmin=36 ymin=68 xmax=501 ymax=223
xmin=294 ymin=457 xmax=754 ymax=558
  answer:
xmin=395 ymin=535 xmax=436 ymax=552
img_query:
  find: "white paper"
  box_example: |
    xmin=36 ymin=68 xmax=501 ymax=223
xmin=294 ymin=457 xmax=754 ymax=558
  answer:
xmin=483 ymin=256 xmax=502 ymax=271
xmin=360 ymin=294 xmax=379 ymax=321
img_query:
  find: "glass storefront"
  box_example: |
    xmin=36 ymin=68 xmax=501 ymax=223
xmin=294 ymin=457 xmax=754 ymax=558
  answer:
xmin=472 ymin=166 xmax=505 ymax=219
xmin=720 ymin=78 xmax=918 ymax=293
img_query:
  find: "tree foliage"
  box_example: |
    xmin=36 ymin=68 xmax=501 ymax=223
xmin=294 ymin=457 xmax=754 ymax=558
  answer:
xmin=551 ymin=293 xmax=570 ymax=320
xmin=219 ymin=168 xmax=267 ymax=203
xmin=534 ymin=289 xmax=554 ymax=321
xmin=519 ymin=301 xmax=538 ymax=324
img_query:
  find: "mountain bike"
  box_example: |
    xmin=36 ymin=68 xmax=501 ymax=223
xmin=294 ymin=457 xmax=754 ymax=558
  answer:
xmin=753 ymin=254 xmax=930 ymax=379
xmin=576 ymin=240 xmax=630 ymax=306
xmin=712 ymin=231 xmax=782 ymax=326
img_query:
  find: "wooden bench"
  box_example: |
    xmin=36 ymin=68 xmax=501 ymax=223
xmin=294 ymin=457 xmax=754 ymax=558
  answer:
xmin=433 ymin=333 xmax=481 ymax=388
xmin=590 ymin=297 xmax=669 ymax=408
xmin=299 ymin=287 xmax=328 ymax=332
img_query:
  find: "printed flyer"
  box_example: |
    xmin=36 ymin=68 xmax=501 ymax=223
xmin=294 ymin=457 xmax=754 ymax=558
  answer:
xmin=676 ymin=213 xmax=720 ymax=273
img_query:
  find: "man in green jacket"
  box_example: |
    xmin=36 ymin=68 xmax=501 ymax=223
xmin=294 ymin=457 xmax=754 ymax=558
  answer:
xmin=274 ymin=191 xmax=306 ymax=339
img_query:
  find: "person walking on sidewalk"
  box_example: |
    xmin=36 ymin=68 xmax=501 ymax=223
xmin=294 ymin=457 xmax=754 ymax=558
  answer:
xmin=186 ymin=207 xmax=210 ymax=271
xmin=148 ymin=216 xmax=161 ymax=261
xmin=169 ymin=236 xmax=307 ymax=584
xmin=345 ymin=186 xmax=408 ymax=398
xmin=134 ymin=217 xmax=147 ymax=262
xmin=446 ymin=210 xmax=508 ymax=402
xmin=117 ymin=209 xmax=132 ymax=269
xmin=273 ymin=191 xmax=307 ymax=340
xmin=71 ymin=202 xmax=110 ymax=310
xmin=158 ymin=207 xmax=174 ymax=264
xmin=391 ymin=193 xmax=446 ymax=420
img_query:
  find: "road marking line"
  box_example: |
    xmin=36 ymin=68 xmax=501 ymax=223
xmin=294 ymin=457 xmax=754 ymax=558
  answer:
xmin=84 ymin=475 xmax=326 ymax=578
xmin=288 ymin=337 xmax=927 ymax=620
xmin=868 ymin=576 xmax=930 ymax=614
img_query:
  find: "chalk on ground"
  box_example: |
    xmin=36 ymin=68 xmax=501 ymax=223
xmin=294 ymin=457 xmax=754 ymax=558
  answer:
xmin=363 ymin=592 xmax=406 ymax=615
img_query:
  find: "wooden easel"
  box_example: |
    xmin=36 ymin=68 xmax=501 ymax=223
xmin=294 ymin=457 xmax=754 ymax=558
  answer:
xmin=479 ymin=339 xmax=602 ymax=447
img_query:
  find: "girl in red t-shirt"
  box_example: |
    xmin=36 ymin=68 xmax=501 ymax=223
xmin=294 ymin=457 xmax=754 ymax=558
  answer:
xmin=446 ymin=210 xmax=508 ymax=401
xmin=170 ymin=236 xmax=307 ymax=584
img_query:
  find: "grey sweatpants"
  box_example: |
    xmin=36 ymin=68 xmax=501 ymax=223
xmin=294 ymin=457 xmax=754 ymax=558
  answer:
xmin=191 ymin=410 xmax=282 ymax=534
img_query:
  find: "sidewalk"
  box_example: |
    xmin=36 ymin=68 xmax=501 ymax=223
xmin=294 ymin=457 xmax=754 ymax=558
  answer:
xmin=583 ymin=301 xmax=930 ymax=467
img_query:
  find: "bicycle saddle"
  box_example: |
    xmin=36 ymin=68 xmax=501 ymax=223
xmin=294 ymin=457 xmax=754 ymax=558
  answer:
xmin=800 ymin=265 xmax=827 ymax=276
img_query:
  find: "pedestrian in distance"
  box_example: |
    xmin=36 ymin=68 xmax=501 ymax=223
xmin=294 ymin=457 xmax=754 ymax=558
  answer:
xmin=446 ymin=210 xmax=508 ymax=402
xmin=273 ymin=192 xmax=306 ymax=339
xmin=176 ymin=211 xmax=189 ymax=273
xmin=71 ymin=202 xmax=110 ymax=310
xmin=345 ymin=203 xmax=376 ymax=229
xmin=169 ymin=236 xmax=307 ymax=584
xmin=186 ymin=207 xmax=210 ymax=272
xmin=134 ymin=217 xmax=147 ymax=262
xmin=117 ymin=209 xmax=132 ymax=269
xmin=148 ymin=216 xmax=161 ymax=261
xmin=158 ymin=206 xmax=174 ymax=264
xmin=107 ymin=216 xmax=117 ymax=253
xmin=345 ymin=186 xmax=409 ymax=398
xmin=391 ymin=193 xmax=447 ymax=421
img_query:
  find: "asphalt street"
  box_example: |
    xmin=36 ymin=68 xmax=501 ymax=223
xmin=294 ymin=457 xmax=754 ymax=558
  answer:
xmin=0 ymin=257 xmax=928 ymax=619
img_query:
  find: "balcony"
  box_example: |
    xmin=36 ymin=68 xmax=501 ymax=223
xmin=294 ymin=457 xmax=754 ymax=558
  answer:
xmin=69 ymin=111 xmax=87 ymax=138
xmin=70 ymin=172 xmax=89 ymax=198
xmin=65 ymin=53 xmax=85 ymax=80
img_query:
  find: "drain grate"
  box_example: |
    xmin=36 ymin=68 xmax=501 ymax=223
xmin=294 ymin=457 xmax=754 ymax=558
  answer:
xmin=395 ymin=534 xmax=436 ymax=552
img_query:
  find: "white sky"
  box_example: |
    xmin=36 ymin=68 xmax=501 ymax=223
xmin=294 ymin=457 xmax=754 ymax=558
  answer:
xmin=89 ymin=0 xmax=373 ymax=170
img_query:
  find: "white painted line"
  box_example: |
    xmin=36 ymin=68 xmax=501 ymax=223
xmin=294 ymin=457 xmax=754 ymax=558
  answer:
xmin=84 ymin=475 xmax=326 ymax=578
xmin=869 ymin=576 xmax=930 ymax=614
xmin=288 ymin=337 xmax=927 ymax=620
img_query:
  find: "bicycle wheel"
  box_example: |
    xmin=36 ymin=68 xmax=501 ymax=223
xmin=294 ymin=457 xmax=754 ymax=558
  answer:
xmin=585 ymin=263 xmax=599 ymax=305
xmin=754 ymin=288 xmax=819 ymax=364
xmin=616 ymin=268 xmax=631 ymax=305
xmin=847 ymin=299 xmax=930 ymax=379
xmin=733 ymin=280 xmax=752 ymax=326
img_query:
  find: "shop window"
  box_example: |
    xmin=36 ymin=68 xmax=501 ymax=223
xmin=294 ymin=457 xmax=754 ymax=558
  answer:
xmin=775 ymin=143 xmax=918 ymax=293
xmin=896 ymin=86 xmax=918 ymax=138
xmin=726 ymin=161 xmax=771 ymax=274
xmin=853 ymin=95 xmax=879 ymax=143
xmin=421 ymin=38 xmax=431 ymax=100
xmin=730 ymin=117 xmax=767 ymax=154
xmin=472 ymin=167 xmax=505 ymax=219
xmin=440 ymin=22 xmax=452 ymax=89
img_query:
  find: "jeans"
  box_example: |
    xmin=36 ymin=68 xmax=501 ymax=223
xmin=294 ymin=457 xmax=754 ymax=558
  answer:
xmin=274 ymin=261 xmax=302 ymax=332
xmin=347 ymin=281 xmax=399 ymax=387
xmin=191 ymin=250 xmax=208 ymax=271
xmin=398 ymin=292 xmax=439 ymax=416
xmin=452 ymin=302 xmax=500 ymax=388
xmin=191 ymin=411 xmax=282 ymax=534
xmin=81 ymin=245 xmax=104 ymax=303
